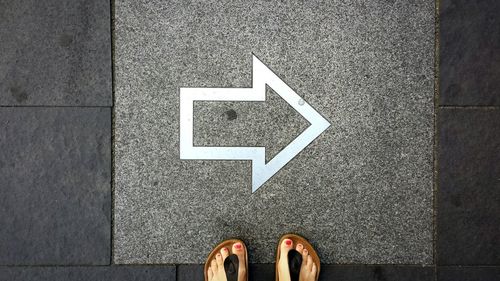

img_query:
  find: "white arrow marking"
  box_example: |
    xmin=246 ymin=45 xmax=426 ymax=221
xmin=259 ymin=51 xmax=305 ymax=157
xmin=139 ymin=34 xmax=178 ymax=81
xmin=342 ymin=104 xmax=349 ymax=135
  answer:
xmin=180 ymin=55 xmax=331 ymax=193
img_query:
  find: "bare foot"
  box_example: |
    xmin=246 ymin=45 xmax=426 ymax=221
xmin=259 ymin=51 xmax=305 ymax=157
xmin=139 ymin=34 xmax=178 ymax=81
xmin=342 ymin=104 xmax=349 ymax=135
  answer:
xmin=207 ymin=242 xmax=247 ymax=281
xmin=277 ymin=239 xmax=318 ymax=281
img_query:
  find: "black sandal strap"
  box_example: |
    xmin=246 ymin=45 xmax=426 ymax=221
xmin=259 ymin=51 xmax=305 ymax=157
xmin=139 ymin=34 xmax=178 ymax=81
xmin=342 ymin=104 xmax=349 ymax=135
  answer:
xmin=288 ymin=250 xmax=303 ymax=281
xmin=224 ymin=254 xmax=239 ymax=281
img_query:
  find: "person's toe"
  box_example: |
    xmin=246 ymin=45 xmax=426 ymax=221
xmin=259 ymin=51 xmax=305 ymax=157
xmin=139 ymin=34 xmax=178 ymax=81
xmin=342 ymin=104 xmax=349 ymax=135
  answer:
xmin=232 ymin=242 xmax=245 ymax=262
xmin=302 ymin=248 xmax=309 ymax=263
xmin=207 ymin=266 xmax=213 ymax=281
xmin=295 ymin=243 xmax=304 ymax=254
xmin=221 ymin=247 xmax=229 ymax=261
xmin=306 ymin=255 xmax=314 ymax=271
xmin=232 ymin=242 xmax=247 ymax=281
xmin=278 ymin=238 xmax=294 ymax=281
xmin=216 ymin=252 xmax=224 ymax=268
xmin=280 ymin=238 xmax=294 ymax=260
xmin=211 ymin=259 xmax=218 ymax=273
xmin=312 ymin=263 xmax=318 ymax=276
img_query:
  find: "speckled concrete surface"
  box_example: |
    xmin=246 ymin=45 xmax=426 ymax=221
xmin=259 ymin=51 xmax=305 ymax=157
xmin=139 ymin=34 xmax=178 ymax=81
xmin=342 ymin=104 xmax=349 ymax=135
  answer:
xmin=114 ymin=0 xmax=434 ymax=264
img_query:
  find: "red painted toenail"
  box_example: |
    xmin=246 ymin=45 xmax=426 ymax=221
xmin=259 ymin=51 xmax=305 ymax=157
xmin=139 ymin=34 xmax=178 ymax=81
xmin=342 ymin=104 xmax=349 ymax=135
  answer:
xmin=285 ymin=239 xmax=292 ymax=246
xmin=235 ymin=243 xmax=242 ymax=249
xmin=223 ymin=248 xmax=228 ymax=252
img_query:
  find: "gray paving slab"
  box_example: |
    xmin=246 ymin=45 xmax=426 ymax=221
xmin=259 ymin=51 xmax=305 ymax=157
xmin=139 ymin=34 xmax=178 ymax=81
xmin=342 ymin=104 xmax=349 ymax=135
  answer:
xmin=438 ymin=267 xmax=500 ymax=281
xmin=440 ymin=0 xmax=500 ymax=105
xmin=0 ymin=0 xmax=111 ymax=106
xmin=320 ymin=265 xmax=434 ymax=281
xmin=0 ymin=266 xmax=176 ymax=281
xmin=438 ymin=108 xmax=500 ymax=265
xmin=0 ymin=108 xmax=111 ymax=265
xmin=114 ymin=0 xmax=435 ymax=264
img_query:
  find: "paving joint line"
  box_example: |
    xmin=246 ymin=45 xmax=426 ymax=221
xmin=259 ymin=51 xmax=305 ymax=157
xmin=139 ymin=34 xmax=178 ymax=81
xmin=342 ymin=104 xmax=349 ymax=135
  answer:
xmin=0 ymin=105 xmax=112 ymax=108
xmin=439 ymin=105 xmax=500 ymax=109
xmin=433 ymin=1 xmax=440 ymax=280
xmin=110 ymin=0 xmax=117 ymax=266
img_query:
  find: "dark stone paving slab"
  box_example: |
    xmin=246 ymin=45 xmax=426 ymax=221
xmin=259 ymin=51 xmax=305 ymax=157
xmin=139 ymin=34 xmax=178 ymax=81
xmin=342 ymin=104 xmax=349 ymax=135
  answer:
xmin=248 ymin=264 xmax=275 ymax=281
xmin=178 ymin=264 xmax=434 ymax=281
xmin=178 ymin=264 xmax=274 ymax=281
xmin=0 ymin=0 xmax=111 ymax=106
xmin=438 ymin=267 xmax=500 ymax=281
xmin=177 ymin=265 xmax=204 ymax=281
xmin=0 ymin=266 xmax=176 ymax=281
xmin=440 ymin=0 xmax=500 ymax=105
xmin=320 ymin=265 xmax=434 ymax=281
xmin=115 ymin=0 xmax=434 ymax=264
xmin=0 ymin=108 xmax=111 ymax=265
xmin=438 ymin=108 xmax=500 ymax=265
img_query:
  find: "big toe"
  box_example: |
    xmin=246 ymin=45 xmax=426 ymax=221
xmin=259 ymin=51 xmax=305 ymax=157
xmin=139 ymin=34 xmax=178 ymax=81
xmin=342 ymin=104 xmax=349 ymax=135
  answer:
xmin=280 ymin=238 xmax=294 ymax=261
xmin=232 ymin=242 xmax=245 ymax=261
xmin=277 ymin=238 xmax=295 ymax=281
xmin=232 ymin=242 xmax=247 ymax=280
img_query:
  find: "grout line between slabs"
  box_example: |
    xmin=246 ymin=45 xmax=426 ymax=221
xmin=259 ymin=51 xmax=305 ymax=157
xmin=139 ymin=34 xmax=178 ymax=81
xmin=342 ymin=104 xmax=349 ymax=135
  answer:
xmin=0 ymin=105 xmax=111 ymax=108
xmin=0 ymin=264 xmax=178 ymax=268
xmin=110 ymin=0 xmax=117 ymax=267
xmin=439 ymin=105 xmax=500 ymax=109
xmin=175 ymin=263 xmax=436 ymax=267
xmin=433 ymin=1 xmax=440 ymax=280
xmin=436 ymin=265 xmax=500 ymax=268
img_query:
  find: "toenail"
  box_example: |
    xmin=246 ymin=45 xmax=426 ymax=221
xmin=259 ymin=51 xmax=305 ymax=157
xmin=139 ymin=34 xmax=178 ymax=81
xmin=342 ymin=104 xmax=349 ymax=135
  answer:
xmin=223 ymin=248 xmax=228 ymax=252
xmin=217 ymin=253 xmax=221 ymax=257
xmin=285 ymin=239 xmax=292 ymax=246
xmin=235 ymin=243 xmax=242 ymax=249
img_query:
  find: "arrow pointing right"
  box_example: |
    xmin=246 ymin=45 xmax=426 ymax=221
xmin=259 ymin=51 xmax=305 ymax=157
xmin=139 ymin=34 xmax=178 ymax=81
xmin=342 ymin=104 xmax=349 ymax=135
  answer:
xmin=180 ymin=55 xmax=331 ymax=193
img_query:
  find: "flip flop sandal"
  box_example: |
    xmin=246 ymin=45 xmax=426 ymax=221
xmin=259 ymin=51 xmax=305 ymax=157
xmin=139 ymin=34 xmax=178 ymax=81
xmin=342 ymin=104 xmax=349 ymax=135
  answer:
xmin=275 ymin=234 xmax=321 ymax=281
xmin=204 ymin=239 xmax=248 ymax=281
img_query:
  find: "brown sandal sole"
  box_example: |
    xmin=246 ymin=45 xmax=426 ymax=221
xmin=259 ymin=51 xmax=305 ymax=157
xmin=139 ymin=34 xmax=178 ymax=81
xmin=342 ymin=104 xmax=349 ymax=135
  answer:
xmin=204 ymin=239 xmax=248 ymax=281
xmin=275 ymin=234 xmax=321 ymax=281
